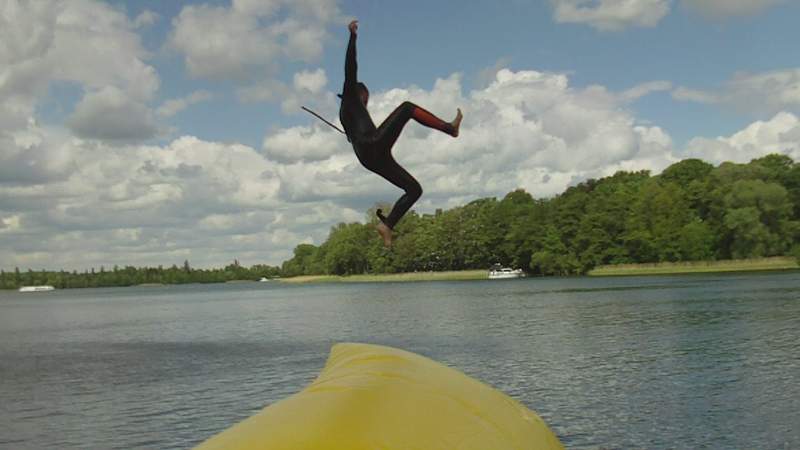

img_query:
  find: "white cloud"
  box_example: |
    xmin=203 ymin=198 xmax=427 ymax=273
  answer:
xmin=0 ymin=132 xmax=295 ymax=269
xmin=0 ymin=0 xmax=159 ymax=146
xmin=673 ymin=69 xmax=800 ymax=115
xmin=476 ymin=57 xmax=514 ymax=89
xmin=620 ymin=80 xmax=673 ymax=102
xmin=282 ymin=69 xmax=338 ymax=114
xmin=168 ymin=0 xmax=342 ymax=81
xmin=133 ymin=10 xmax=159 ymax=28
xmin=157 ymin=90 xmax=213 ymax=118
xmin=550 ymin=0 xmax=784 ymax=30
xmin=168 ymin=4 xmax=279 ymax=80
xmin=684 ymin=112 xmax=800 ymax=164
xmin=230 ymin=0 xmax=281 ymax=16
xmin=671 ymin=86 xmax=717 ymax=103
xmin=294 ymin=69 xmax=328 ymax=94
xmin=0 ymin=0 xmax=156 ymax=101
xmin=781 ymin=123 xmax=800 ymax=142
xmin=262 ymin=126 xmax=345 ymax=163
xmin=0 ymin=119 xmax=74 ymax=185
xmin=681 ymin=0 xmax=786 ymax=18
xmin=550 ymin=0 xmax=671 ymax=31
xmin=41 ymin=1 xmax=159 ymax=101
xmin=0 ymin=1 xmax=56 ymax=68
xmin=0 ymin=215 xmax=21 ymax=232
xmin=67 ymin=87 xmax=158 ymax=141
xmin=236 ymin=68 xmax=337 ymax=114
xmin=725 ymin=70 xmax=800 ymax=113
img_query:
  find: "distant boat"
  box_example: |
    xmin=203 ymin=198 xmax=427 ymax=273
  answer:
xmin=18 ymin=285 xmax=55 ymax=292
xmin=488 ymin=265 xmax=524 ymax=280
xmin=259 ymin=277 xmax=271 ymax=282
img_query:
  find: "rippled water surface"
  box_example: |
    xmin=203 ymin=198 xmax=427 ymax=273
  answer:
xmin=1 ymin=272 xmax=799 ymax=449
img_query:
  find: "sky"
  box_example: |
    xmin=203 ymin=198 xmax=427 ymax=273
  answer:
xmin=2 ymin=0 xmax=800 ymax=271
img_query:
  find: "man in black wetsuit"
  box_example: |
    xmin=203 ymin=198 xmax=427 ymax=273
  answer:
xmin=339 ymin=20 xmax=462 ymax=247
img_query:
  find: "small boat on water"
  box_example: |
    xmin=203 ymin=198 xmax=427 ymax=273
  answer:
xmin=18 ymin=285 xmax=55 ymax=292
xmin=259 ymin=277 xmax=271 ymax=282
xmin=488 ymin=264 xmax=525 ymax=280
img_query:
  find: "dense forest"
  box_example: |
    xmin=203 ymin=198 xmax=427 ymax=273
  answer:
xmin=281 ymin=154 xmax=800 ymax=277
xmin=0 ymin=260 xmax=281 ymax=290
xmin=3 ymin=154 xmax=799 ymax=290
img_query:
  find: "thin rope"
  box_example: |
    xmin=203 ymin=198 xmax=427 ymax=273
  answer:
xmin=301 ymin=106 xmax=346 ymax=134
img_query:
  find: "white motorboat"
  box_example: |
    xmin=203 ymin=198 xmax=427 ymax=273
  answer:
xmin=488 ymin=266 xmax=524 ymax=279
xmin=18 ymin=285 xmax=55 ymax=292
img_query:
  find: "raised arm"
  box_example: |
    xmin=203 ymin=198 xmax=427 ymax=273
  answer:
xmin=344 ymin=20 xmax=358 ymax=92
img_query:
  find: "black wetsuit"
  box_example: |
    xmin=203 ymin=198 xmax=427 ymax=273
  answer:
xmin=339 ymin=31 xmax=455 ymax=230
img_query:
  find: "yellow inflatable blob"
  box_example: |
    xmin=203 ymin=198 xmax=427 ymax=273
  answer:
xmin=195 ymin=343 xmax=564 ymax=450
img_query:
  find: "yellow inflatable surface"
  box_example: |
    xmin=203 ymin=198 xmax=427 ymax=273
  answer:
xmin=195 ymin=343 xmax=564 ymax=450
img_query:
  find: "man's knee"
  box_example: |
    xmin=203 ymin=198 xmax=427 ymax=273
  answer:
xmin=401 ymin=101 xmax=416 ymax=114
xmin=407 ymin=182 xmax=422 ymax=201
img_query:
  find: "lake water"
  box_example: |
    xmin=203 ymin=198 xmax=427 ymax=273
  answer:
xmin=1 ymin=272 xmax=798 ymax=449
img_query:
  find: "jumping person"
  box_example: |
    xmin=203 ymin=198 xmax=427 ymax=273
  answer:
xmin=339 ymin=20 xmax=462 ymax=247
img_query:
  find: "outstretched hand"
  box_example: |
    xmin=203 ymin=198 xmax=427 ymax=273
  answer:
xmin=348 ymin=20 xmax=358 ymax=35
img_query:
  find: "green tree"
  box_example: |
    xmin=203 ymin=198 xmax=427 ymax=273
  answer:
xmin=497 ymin=190 xmax=547 ymax=270
xmin=660 ymin=159 xmax=714 ymax=186
xmin=625 ymin=180 xmax=693 ymax=262
xmin=724 ymin=207 xmax=771 ymax=258
xmin=752 ymin=153 xmax=794 ymax=182
xmin=721 ymin=179 xmax=796 ymax=257
xmin=568 ymin=171 xmax=648 ymax=270
xmin=282 ymin=243 xmax=321 ymax=277
xmin=323 ymin=223 xmax=371 ymax=275
xmin=457 ymin=198 xmax=502 ymax=269
xmin=530 ymin=226 xmax=579 ymax=276
xmin=677 ymin=219 xmax=715 ymax=261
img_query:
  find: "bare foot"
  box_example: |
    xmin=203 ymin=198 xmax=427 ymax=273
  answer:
xmin=376 ymin=222 xmax=393 ymax=248
xmin=451 ymin=108 xmax=463 ymax=137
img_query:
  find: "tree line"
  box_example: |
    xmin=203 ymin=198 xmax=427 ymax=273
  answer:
xmin=282 ymin=154 xmax=800 ymax=277
xmin=0 ymin=260 xmax=281 ymax=290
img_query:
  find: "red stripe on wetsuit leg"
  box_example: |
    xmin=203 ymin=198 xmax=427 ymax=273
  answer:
xmin=412 ymin=106 xmax=454 ymax=135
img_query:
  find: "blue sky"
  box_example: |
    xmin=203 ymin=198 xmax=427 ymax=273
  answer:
xmin=2 ymin=0 xmax=800 ymax=269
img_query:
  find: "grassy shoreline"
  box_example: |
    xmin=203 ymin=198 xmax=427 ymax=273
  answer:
xmin=279 ymin=257 xmax=799 ymax=283
xmin=588 ymin=256 xmax=798 ymax=276
xmin=5 ymin=257 xmax=796 ymax=289
xmin=279 ymin=270 xmax=489 ymax=284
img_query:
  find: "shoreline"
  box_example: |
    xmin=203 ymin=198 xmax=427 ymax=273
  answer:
xmin=281 ymin=257 xmax=799 ymax=283
xmin=4 ymin=258 xmax=797 ymax=289
xmin=588 ymin=256 xmax=798 ymax=277
xmin=278 ymin=270 xmax=489 ymax=284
